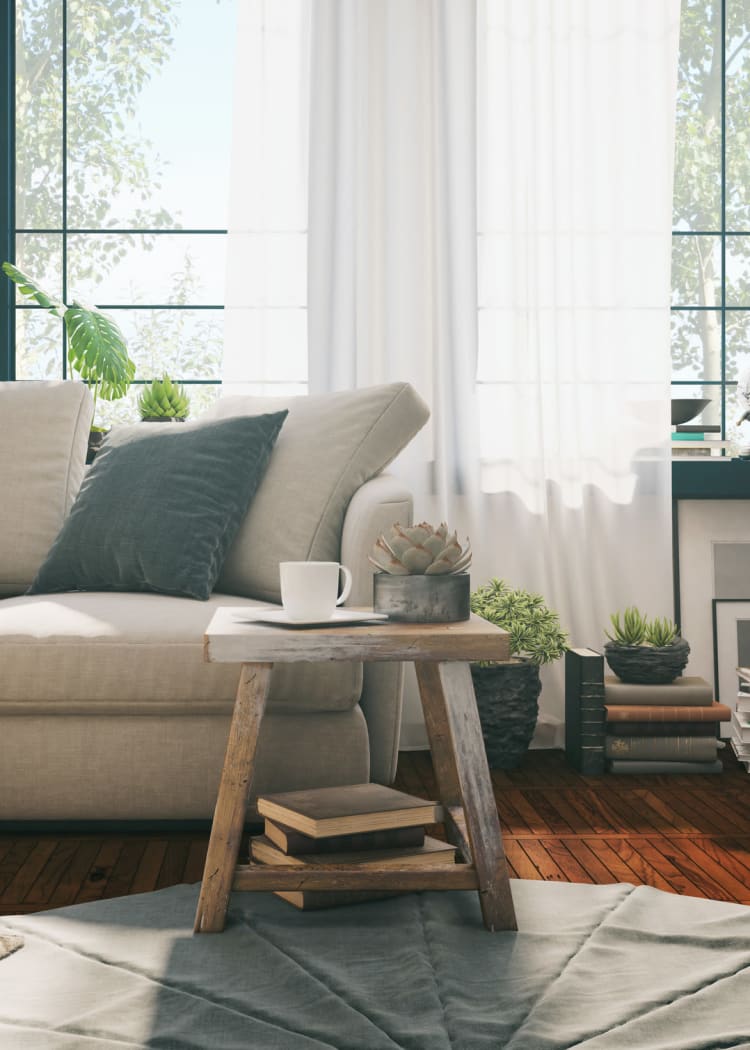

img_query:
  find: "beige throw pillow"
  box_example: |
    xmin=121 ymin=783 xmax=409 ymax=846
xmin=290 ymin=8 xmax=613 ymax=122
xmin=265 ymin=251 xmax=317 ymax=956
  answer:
xmin=206 ymin=383 xmax=430 ymax=602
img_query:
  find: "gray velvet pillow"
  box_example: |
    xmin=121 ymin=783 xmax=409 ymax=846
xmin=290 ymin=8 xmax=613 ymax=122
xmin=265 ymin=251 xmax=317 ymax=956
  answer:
xmin=28 ymin=411 xmax=288 ymax=601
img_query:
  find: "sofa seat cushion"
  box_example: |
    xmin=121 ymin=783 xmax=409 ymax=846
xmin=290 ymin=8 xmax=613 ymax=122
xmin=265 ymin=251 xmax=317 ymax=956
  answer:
xmin=207 ymin=382 xmax=429 ymax=602
xmin=0 ymin=381 xmax=93 ymax=597
xmin=0 ymin=592 xmax=362 ymax=713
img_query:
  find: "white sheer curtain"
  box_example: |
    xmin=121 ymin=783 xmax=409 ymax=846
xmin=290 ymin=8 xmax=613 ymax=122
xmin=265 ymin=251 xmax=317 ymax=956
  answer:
xmin=225 ymin=0 xmax=680 ymax=744
xmin=222 ymin=0 xmax=310 ymax=396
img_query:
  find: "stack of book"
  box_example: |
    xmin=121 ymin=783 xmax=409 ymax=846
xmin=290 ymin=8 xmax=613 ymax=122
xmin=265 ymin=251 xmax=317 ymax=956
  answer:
xmin=730 ymin=668 xmax=750 ymax=772
xmin=604 ymin=675 xmax=731 ymax=773
xmin=252 ymin=783 xmax=454 ymax=909
xmin=671 ymin=424 xmax=730 ymax=459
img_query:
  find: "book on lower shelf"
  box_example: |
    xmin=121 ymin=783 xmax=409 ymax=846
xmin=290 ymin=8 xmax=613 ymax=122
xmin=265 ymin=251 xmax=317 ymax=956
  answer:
xmin=256 ymin=783 xmax=442 ymax=838
xmin=731 ymin=709 xmax=750 ymax=744
xmin=604 ymin=701 xmax=730 ymax=723
xmin=250 ymin=834 xmax=456 ymax=870
xmin=263 ymin=819 xmax=426 ymax=856
xmin=273 ymin=889 xmax=401 ymax=911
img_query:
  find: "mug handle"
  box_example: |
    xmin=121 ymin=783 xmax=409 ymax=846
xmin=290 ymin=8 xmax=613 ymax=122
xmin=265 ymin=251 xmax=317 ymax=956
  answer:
xmin=336 ymin=565 xmax=353 ymax=606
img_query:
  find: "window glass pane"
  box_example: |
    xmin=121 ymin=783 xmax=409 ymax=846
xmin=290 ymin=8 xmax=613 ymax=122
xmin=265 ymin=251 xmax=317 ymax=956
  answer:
xmin=15 ymin=309 xmax=62 ymax=380
xmin=16 ymin=0 xmax=63 ymax=229
xmin=726 ymin=310 xmax=750 ymax=386
xmin=726 ymin=235 xmax=750 ymax=306
xmin=726 ymin=1 xmax=750 ymax=230
xmin=114 ymin=309 xmax=223 ymax=381
xmin=673 ymin=0 xmax=722 ymax=231
xmin=672 ymin=309 xmax=722 ymax=382
xmin=671 ymin=235 xmax=721 ymax=306
xmin=14 ymin=234 xmax=63 ymax=302
xmin=66 ymin=0 xmax=237 ymax=230
xmin=67 ymin=235 xmax=226 ymax=306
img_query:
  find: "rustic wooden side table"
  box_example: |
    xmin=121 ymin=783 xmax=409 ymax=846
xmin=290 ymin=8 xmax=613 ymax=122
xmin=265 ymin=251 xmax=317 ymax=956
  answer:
xmin=194 ymin=607 xmax=516 ymax=934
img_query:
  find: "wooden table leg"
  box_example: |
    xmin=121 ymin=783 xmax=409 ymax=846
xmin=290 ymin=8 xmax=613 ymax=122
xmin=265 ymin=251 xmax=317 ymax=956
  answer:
xmin=193 ymin=661 xmax=273 ymax=933
xmin=415 ymin=661 xmax=517 ymax=932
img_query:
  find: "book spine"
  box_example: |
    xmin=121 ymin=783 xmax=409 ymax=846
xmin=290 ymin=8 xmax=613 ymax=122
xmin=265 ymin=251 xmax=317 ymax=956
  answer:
xmin=605 ymin=735 xmax=718 ymax=761
xmin=604 ymin=687 xmax=713 ymax=707
xmin=608 ymin=759 xmax=723 ymax=774
xmin=266 ymin=821 xmax=425 ymax=855
xmin=565 ymin=648 xmax=605 ymax=775
xmin=604 ymin=703 xmax=731 ymax=722
xmin=605 ymin=721 xmax=717 ymax=737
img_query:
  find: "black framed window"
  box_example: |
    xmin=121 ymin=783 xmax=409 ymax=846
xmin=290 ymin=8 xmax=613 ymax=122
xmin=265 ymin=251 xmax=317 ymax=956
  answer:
xmin=2 ymin=0 xmax=237 ymax=423
xmin=672 ymin=0 xmax=750 ymax=436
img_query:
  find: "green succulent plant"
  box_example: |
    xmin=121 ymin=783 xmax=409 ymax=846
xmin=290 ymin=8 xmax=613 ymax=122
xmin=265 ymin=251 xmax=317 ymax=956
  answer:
xmin=2 ymin=261 xmax=135 ymax=426
xmin=606 ymin=607 xmax=680 ymax=648
xmin=137 ymin=376 xmax=190 ymax=420
xmin=471 ymin=578 xmax=569 ymax=666
xmin=369 ymin=522 xmax=471 ymax=575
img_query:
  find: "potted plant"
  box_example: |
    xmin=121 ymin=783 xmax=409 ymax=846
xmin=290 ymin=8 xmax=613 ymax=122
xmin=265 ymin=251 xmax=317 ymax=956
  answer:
xmin=470 ymin=579 xmax=569 ymax=769
xmin=604 ymin=607 xmax=689 ymax=684
xmin=368 ymin=521 xmax=472 ymax=621
xmin=2 ymin=262 xmax=136 ymax=461
xmin=138 ymin=375 xmax=190 ymax=422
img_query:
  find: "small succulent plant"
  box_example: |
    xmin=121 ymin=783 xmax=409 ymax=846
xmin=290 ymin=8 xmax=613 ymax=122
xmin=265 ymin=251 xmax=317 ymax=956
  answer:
xmin=368 ymin=522 xmax=472 ymax=575
xmin=471 ymin=579 xmax=568 ymax=666
xmin=606 ymin=607 xmax=680 ymax=647
xmin=137 ymin=376 xmax=190 ymax=421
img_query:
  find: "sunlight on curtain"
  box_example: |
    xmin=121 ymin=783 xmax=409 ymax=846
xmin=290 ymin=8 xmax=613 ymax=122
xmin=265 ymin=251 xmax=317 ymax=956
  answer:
xmin=222 ymin=0 xmax=310 ymax=396
xmin=477 ymin=0 xmax=679 ymax=514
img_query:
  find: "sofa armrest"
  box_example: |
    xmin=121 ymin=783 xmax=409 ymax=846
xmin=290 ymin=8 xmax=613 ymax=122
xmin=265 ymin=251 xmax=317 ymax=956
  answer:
xmin=341 ymin=474 xmax=413 ymax=784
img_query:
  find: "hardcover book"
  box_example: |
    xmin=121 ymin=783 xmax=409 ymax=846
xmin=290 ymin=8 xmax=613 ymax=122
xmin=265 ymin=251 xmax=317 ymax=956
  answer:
xmin=264 ymin=819 xmax=425 ymax=856
xmin=604 ymin=701 xmax=730 ymax=722
xmin=731 ymin=711 xmax=750 ymax=744
xmin=605 ymin=721 xmax=717 ymax=737
xmin=604 ymin=676 xmax=713 ymax=707
xmin=256 ymin=783 xmax=442 ymax=838
xmin=608 ymin=759 xmax=723 ymax=774
xmin=605 ymin=735 xmax=719 ymax=762
xmin=250 ymin=834 xmax=455 ymax=869
xmin=565 ymin=648 xmax=606 ymax=775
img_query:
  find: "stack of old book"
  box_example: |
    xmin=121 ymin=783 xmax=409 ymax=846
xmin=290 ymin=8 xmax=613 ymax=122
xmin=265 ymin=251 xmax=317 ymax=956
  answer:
xmin=251 ymin=783 xmax=454 ymax=909
xmin=730 ymin=669 xmax=750 ymax=772
xmin=604 ymin=675 xmax=731 ymax=773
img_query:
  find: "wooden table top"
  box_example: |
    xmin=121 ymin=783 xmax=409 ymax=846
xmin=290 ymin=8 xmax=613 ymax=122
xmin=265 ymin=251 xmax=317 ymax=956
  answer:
xmin=204 ymin=607 xmax=511 ymax=664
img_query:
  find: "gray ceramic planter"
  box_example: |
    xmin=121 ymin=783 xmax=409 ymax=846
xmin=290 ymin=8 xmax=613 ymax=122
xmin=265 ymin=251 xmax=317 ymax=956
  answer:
xmin=373 ymin=573 xmax=470 ymax=622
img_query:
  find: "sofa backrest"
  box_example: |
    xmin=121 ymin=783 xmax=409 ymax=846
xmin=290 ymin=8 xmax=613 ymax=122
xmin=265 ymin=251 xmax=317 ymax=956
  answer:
xmin=206 ymin=382 xmax=430 ymax=602
xmin=0 ymin=381 xmax=93 ymax=596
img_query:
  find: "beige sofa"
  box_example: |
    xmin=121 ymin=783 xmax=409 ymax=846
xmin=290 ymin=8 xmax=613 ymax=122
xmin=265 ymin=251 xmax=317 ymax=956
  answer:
xmin=0 ymin=380 xmax=428 ymax=821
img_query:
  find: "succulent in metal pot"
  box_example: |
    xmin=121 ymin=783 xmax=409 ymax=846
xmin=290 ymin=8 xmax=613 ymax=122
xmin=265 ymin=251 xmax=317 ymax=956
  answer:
xmin=368 ymin=522 xmax=472 ymax=575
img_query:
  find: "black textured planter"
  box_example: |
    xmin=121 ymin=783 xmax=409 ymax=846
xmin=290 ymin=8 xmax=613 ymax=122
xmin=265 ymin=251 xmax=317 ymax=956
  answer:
xmin=603 ymin=638 xmax=690 ymax=684
xmin=86 ymin=429 xmax=107 ymax=464
xmin=470 ymin=661 xmax=542 ymax=769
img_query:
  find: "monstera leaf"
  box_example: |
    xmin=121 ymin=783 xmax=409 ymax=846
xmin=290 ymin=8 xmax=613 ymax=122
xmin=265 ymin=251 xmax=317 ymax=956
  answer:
xmin=64 ymin=306 xmax=135 ymax=401
xmin=2 ymin=262 xmax=135 ymax=403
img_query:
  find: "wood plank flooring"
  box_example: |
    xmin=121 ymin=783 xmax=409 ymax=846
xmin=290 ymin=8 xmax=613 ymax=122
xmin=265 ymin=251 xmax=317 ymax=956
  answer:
xmin=1 ymin=748 xmax=748 ymax=915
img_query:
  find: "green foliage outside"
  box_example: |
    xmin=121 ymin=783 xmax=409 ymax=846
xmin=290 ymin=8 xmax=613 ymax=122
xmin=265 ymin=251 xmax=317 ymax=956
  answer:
xmin=471 ymin=579 xmax=569 ymax=666
xmin=605 ymin=607 xmax=680 ymax=648
xmin=672 ymin=0 xmax=750 ymax=424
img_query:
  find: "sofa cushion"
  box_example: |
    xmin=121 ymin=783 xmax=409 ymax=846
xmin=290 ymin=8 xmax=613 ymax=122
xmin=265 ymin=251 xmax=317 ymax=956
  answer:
xmin=205 ymin=382 xmax=430 ymax=602
xmin=0 ymin=592 xmax=362 ymax=713
xmin=28 ymin=412 xmax=287 ymax=601
xmin=0 ymin=381 xmax=93 ymax=597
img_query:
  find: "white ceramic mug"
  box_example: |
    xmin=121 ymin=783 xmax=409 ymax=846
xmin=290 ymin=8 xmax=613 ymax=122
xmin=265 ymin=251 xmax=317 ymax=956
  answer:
xmin=279 ymin=561 xmax=353 ymax=621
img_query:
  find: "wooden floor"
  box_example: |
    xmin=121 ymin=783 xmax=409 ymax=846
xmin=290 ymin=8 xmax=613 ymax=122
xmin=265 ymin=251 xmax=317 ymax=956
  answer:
xmin=1 ymin=749 xmax=749 ymax=915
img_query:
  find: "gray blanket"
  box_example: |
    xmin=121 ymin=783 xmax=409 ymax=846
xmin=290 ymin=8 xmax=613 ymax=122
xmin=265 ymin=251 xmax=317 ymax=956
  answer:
xmin=0 ymin=880 xmax=749 ymax=1049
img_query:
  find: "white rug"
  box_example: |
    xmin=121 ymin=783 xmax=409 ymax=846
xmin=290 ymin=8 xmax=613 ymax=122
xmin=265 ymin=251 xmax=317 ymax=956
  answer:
xmin=1 ymin=880 xmax=749 ymax=1048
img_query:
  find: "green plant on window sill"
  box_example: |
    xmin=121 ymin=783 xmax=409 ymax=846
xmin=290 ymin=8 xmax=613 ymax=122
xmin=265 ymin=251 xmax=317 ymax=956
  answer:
xmin=2 ymin=261 xmax=136 ymax=429
xmin=137 ymin=375 xmax=190 ymax=422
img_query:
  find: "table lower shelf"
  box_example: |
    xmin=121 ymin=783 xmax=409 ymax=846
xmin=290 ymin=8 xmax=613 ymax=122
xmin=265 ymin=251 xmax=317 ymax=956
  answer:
xmin=232 ymin=864 xmax=480 ymax=892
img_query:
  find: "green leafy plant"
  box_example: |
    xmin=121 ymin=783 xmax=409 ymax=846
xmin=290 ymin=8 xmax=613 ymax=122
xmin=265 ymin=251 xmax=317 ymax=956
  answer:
xmin=605 ymin=607 xmax=648 ymax=647
xmin=2 ymin=261 xmax=136 ymax=428
xmin=471 ymin=579 xmax=568 ymax=666
xmin=606 ymin=607 xmax=680 ymax=648
xmin=138 ymin=375 xmax=190 ymax=420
